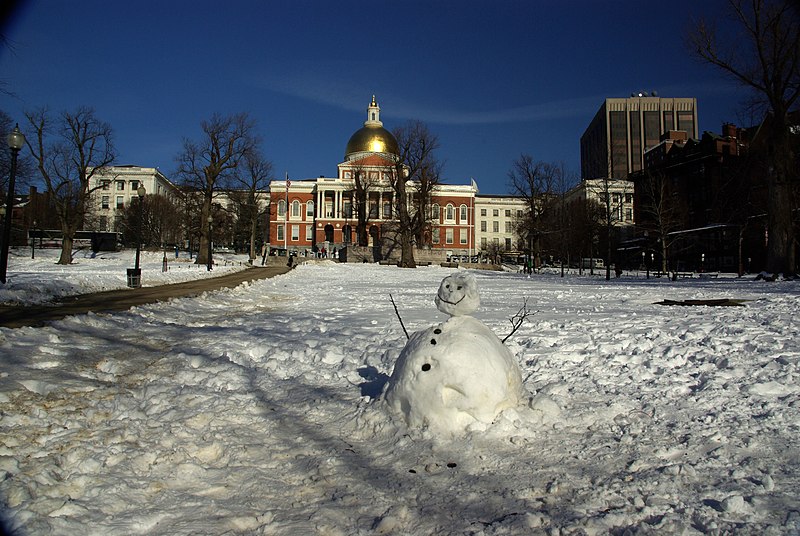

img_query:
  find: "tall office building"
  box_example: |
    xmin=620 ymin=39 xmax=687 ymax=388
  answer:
xmin=580 ymin=95 xmax=698 ymax=179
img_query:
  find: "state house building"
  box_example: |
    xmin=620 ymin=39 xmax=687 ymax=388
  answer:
xmin=268 ymin=97 xmax=478 ymax=259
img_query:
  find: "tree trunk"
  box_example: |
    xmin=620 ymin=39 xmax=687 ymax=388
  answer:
xmin=58 ymin=235 xmax=73 ymax=265
xmin=249 ymin=217 xmax=257 ymax=262
xmin=195 ymin=198 xmax=211 ymax=265
xmin=764 ymin=124 xmax=796 ymax=276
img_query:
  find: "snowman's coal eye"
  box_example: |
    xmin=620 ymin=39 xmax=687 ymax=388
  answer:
xmin=434 ymin=328 xmax=442 ymax=334
xmin=421 ymin=363 xmax=431 ymax=371
xmin=457 ymin=286 xmax=462 ymax=290
xmin=445 ymin=284 xmax=450 ymax=289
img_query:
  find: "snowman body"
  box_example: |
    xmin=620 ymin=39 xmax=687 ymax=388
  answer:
xmin=384 ymin=273 xmax=523 ymax=435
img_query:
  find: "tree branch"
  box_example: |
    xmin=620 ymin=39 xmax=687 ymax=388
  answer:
xmin=389 ymin=294 xmax=409 ymax=339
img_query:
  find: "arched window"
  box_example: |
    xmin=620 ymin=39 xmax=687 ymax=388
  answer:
xmin=459 ymin=204 xmax=468 ymax=223
xmin=445 ymin=203 xmax=455 ymax=222
xmin=277 ymin=199 xmax=286 ymax=217
xmin=430 ymin=203 xmax=440 ymax=221
xmin=291 ymin=200 xmax=301 ymax=218
xmin=306 ymin=201 xmax=315 ymax=218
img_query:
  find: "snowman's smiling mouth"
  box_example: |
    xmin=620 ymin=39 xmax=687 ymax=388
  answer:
xmin=438 ymin=293 xmax=465 ymax=305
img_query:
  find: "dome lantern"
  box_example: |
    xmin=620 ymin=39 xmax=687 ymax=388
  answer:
xmin=344 ymin=96 xmax=399 ymax=160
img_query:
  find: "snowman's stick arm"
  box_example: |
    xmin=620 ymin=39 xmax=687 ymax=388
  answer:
xmin=389 ymin=294 xmax=410 ymax=339
xmin=502 ymin=297 xmax=534 ymax=344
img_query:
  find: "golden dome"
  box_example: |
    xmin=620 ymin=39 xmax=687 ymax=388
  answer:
xmin=345 ymin=125 xmax=399 ymax=158
xmin=344 ymin=96 xmax=399 ymax=158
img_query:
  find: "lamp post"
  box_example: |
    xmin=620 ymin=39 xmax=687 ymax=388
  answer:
xmin=127 ymin=185 xmax=145 ymax=288
xmin=207 ymin=215 xmax=213 ymax=271
xmin=1 ymin=124 xmax=25 ymax=284
xmin=134 ymin=185 xmax=146 ymax=272
xmin=31 ymin=220 xmax=36 ymax=259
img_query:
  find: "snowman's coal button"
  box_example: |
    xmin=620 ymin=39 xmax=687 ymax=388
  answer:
xmin=430 ymin=339 xmax=437 ymax=345
xmin=434 ymin=328 xmax=442 ymax=334
xmin=421 ymin=363 xmax=431 ymax=371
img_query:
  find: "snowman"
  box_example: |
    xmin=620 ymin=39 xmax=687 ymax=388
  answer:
xmin=383 ymin=272 xmax=524 ymax=435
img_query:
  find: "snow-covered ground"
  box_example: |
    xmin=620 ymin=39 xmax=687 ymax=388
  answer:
xmin=0 ymin=248 xmax=250 ymax=305
xmin=0 ymin=253 xmax=799 ymax=535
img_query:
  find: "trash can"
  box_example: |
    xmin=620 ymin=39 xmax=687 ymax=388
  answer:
xmin=127 ymin=268 xmax=141 ymax=288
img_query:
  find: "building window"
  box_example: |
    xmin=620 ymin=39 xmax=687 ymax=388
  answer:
xmin=459 ymin=204 xmax=468 ymax=223
xmin=430 ymin=204 xmax=440 ymax=221
xmin=383 ymin=202 xmax=391 ymax=218
xmin=480 ymin=208 xmax=487 ymax=216
xmin=481 ymin=237 xmax=487 ymax=249
xmin=505 ymin=238 xmax=512 ymax=250
xmin=625 ymin=193 xmax=633 ymax=203
xmin=101 ymin=196 xmax=109 ymax=209
xmin=116 ymin=196 xmax=124 ymax=209
xmin=130 ymin=180 xmax=139 ymax=191
xmin=432 ymin=227 xmax=440 ymax=244
xmin=505 ymin=222 xmax=512 ymax=233
xmin=306 ymin=225 xmax=313 ymax=240
xmin=291 ymin=200 xmax=301 ymax=218
xmin=100 ymin=180 xmax=110 ymax=190
xmin=505 ymin=209 xmax=511 ymax=217
xmin=116 ymin=181 xmax=125 ymax=191
xmin=493 ymin=209 xmax=499 ymax=217
xmin=517 ymin=209 xmax=523 ymax=218
xmin=480 ymin=220 xmax=487 ymax=232
xmin=445 ymin=204 xmax=455 ymax=222
xmin=460 ymin=230 xmax=467 ymax=245
xmin=344 ymin=170 xmax=351 ymax=179
xmin=277 ymin=224 xmax=284 ymax=241
xmin=493 ymin=221 xmax=499 ymax=233
xmin=343 ymin=200 xmax=352 ymax=218
xmin=445 ymin=228 xmax=454 ymax=244
xmin=306 ymin=201 xmax=314 ymax=217
xmin=626 ymin=208 xmax=633 ymax=221
xmin=277 ymin=200 xmax=286 ymax=217
xmin=291 ymin=225 xmax=300 ymax=241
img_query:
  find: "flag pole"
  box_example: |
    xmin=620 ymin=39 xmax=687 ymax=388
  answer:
xmin=284 ymin=172 xmax=289 ymax=252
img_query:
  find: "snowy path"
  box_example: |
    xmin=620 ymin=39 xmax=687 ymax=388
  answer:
xmin=0 ymin=262 xmax=798 ymax=535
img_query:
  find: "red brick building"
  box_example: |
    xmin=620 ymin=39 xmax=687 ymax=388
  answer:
xmin=268 ymin=97 xmax=477 ymax=259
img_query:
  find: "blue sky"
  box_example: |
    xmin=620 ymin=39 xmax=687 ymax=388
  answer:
xmin=1 ymin=0 xmax=748 ymax=194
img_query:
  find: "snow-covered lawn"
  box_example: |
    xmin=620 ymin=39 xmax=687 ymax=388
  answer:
xmin=0 ymin=248 xmax=250 ymax=305
xmin=0 ymin=256 xmax=798 ymax=535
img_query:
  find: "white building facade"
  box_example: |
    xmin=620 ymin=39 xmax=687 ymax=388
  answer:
xmin=90 ymin=166 xmax=184 ymax=233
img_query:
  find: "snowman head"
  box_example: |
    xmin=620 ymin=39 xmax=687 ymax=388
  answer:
xmin=435 ymin=272 xmax=480 ymax=316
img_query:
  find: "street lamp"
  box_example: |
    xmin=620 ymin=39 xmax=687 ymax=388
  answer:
xmin=1 ymin=124 xmax=25 ymax=284
xmin=207 ymin=215 xmax=213 ymax=271
xmin=134 ymin=185 xmax=146 ymax=272
xmin=127 ymin=185 xmax=145 ymax=288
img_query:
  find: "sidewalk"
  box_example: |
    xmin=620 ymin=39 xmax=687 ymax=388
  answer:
xmin=0 ymin=264 xmax=292 ymax=329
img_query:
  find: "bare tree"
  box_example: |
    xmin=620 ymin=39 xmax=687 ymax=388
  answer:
xmin=638 ymin=169 xmax=686 ymax=274
xmin=508 ymin=155 xmax=562 ymax=271
xmin=584 ymin=178 xmax=634 ymax=279
xmin=388 ymin=121 xmax=442 ymax=268
xmin=117 ymin=194 xmax=182 ymax=249
xmin=344 ymin=159 xmax=380 ymax=247
xmin=24 ymin=107 xmax=116 ymax=264
xmin=230 ymin=150 xmax=272 ymax=261
xmin=175 ymin=113 xmax=259 ymax=266
xmin=688 ymin=0 xmax=800 ymax=275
